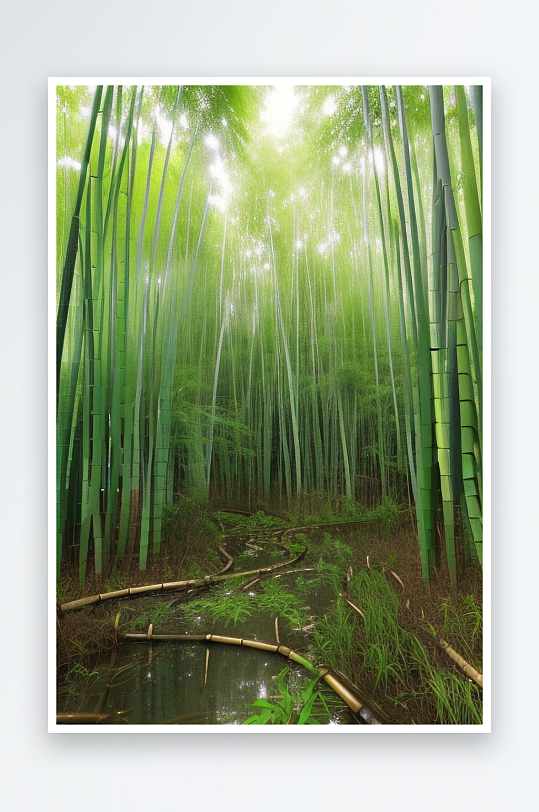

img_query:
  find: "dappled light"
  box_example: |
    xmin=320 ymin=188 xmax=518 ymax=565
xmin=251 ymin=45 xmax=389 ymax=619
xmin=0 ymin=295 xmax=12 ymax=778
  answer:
xmin=261 ymin=85 xmax=298 ymax=138
xmin=55 ymin=82 xmax=484 ymax=728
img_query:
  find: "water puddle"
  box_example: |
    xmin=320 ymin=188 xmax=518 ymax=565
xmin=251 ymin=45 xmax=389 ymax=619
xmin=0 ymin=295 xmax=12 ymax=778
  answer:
xmin=57 ymin=529 xmax=356 ymax=725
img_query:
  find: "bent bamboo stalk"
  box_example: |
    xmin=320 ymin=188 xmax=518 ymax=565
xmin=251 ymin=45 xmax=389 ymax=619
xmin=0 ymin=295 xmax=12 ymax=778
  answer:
xmin=216 ymin=545 xmax=234 ymax=573
xmin=60 ymin=545 xmax=306 ymax=613
xmin=119 ymin=627 xmax=383 ymax=722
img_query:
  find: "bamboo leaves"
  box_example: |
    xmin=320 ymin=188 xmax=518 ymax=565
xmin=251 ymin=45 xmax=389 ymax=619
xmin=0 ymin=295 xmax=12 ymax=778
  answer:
xmin=56 ymin=83 xmax=484 ymax=586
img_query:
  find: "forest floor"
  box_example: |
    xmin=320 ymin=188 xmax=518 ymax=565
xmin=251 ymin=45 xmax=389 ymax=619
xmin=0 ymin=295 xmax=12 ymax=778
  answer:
xmin=56 ymin=504 xmax=483 ymax=726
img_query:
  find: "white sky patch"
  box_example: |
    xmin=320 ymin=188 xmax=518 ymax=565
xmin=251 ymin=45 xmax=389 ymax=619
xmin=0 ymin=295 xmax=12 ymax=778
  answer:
xmin=371 ymin=146 xmax=385 ymax=175
xmin=138 ymin=120 xmax=151 ymax=141
xmin=322 ymin=95 xmax=336 ymax=116
xmin=205 ymin=133 xmax=220 ymax=151
xmin=261 ymin=86 xmax=298 ymax=139
xmin=210 ymin=157 xmax=231 ymax=193
xmin=155 ymin=106 xmax=173 ymax=144
xmin=209 ymin=155 xmax=233 ymax=212
xmin=57 ymin=156 xmax=81 ymax=171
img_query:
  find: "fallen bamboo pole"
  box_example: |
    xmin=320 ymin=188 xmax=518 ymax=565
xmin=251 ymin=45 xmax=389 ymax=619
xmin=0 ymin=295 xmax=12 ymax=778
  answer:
xmin=219 ymin=517 xmax=389 ymax=544
xmin=56 ymin=711 xmax=129 ymax=724
xmin=405 ymin=602 xmax=483 ymax=688
xmin=437 ymin=639 xmax=483 ymax=688
xmin=119 ymin=627 xmax=382 ymax=723
xmin=273 ymin=517 xmax=389 ymax=536
xmin=60 ymin=545 xmax=307 ymax=613
xmin=214 ymin=509 xmax=255 ymax=517
xmin=357 ymin=568 xmax=483 ymax=690
xmin=60 ymin=516 xmax=393 ymax=613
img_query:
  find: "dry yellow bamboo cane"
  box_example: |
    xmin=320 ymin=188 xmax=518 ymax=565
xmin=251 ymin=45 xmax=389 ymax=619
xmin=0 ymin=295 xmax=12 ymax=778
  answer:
xmin=322 ymin=673 xmax=362 ymax=714
xmin=204 ymin=647 xmax=210 ymax=686
xmin=276 ymin=518 xmax=386 ymax=535
xmin=405 ymin=603 xmax=483 ymax=688
xmin=119 ymin=626 xmax=381 ymax=720
xmin=56 ymin=712 xmax=128 ymax=724
xmin=123 ymin=632 xmax=208 ymax=641
xmin=206 ymin=634 xmax=242 ymax=645
xmin=240 ymin=639 xmax=279 ymax=652
xmin=438 ymin=639 xmax=483 ymax=688
xmin=60 ymin=547 xmax=307 ymax=612
xmin=101 ymin=588 xmax=131 ymax=600
xmin=217 ymin=545 xmax=234 ymax=573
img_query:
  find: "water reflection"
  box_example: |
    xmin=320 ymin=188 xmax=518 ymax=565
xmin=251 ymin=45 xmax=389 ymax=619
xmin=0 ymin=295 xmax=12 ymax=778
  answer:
xmin=96 ymin=641 xmax=304 ymax=725
xmin=58 ymin=531 xmax=354 ymax=725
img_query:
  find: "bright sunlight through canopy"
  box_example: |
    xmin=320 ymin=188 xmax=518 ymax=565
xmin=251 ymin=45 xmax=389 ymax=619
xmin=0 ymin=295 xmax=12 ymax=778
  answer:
xmin=261 ymin=86 xmax=298 ymax=138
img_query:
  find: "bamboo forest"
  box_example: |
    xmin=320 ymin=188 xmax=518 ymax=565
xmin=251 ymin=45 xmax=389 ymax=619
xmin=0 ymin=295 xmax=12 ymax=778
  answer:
xmin=55 ymin=82 xmax=485 ymax=728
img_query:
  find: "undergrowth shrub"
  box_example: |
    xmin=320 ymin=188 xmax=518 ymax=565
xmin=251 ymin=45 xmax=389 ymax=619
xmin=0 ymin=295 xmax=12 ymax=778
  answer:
xmin=310 ymin=567 xmax=482 ymax=724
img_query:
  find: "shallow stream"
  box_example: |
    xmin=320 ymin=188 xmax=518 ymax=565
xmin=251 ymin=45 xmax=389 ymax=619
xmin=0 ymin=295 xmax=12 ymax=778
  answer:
xmin=57 ymin=529 xmax=356 ymax=726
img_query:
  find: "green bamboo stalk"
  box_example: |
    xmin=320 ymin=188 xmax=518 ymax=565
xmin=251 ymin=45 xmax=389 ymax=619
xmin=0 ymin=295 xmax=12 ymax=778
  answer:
xmin=455 ymin=85 xmax=483 ymax=362
xmin=268 ymin=197 xmax=302 ymax=499
xmin=117 ymin=88 xmax=145 ymax=560
xmin=380 ymin=86 xmax=435 ymax=577
xmin=430 ymin=176 xmax=457 ymax=586
xmin=104 ymin=88 xmax=138 ymax=560
xmin=469 ymin=86 xmax=483 ymax=196
xmin=56 ymin=86 xmax=103 ymax=399
xmin=429 ymin=86 xmax=482 ymax=565
xmin=367 ymin=120 xmax=403 ymax=473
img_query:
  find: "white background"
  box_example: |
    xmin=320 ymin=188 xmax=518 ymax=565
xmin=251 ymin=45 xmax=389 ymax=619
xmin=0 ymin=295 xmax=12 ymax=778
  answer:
xmin=1 ymin=1 xmax=533 ymax=808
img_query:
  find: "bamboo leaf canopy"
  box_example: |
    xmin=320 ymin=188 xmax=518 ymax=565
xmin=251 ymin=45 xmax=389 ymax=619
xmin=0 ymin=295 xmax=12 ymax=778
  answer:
xmin=56 ymin=82 xmax=484 ymax=588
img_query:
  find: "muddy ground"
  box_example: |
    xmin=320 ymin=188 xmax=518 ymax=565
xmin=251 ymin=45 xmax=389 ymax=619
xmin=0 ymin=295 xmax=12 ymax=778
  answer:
xmin=56 ymin=508 xmax=483 ymax=726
